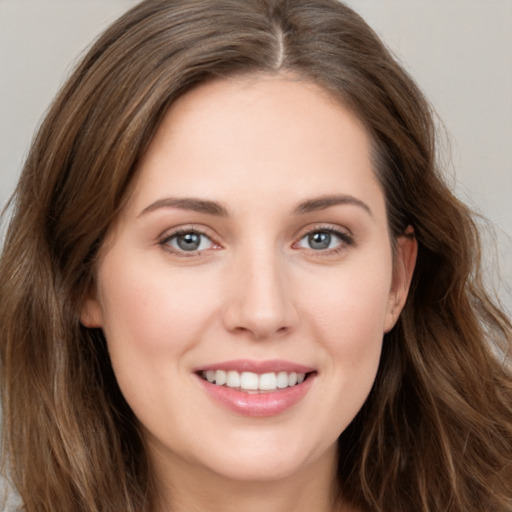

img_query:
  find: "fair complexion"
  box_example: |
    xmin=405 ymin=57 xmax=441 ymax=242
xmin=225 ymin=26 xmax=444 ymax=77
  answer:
xmin=82 ymin=75 xmax=416 ymax=512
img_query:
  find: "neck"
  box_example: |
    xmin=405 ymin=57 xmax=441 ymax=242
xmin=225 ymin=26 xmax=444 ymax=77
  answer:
xmin=150 ymin=444 xmax=354 ymax=512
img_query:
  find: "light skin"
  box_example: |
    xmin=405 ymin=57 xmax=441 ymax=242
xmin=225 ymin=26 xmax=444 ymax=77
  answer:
xmin=82 ymin=74 xmax=416 ymax=512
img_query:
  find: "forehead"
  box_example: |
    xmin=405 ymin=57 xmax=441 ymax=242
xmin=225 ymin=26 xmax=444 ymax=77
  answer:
xmin=126 ymin=74 xmax=384 ymax=218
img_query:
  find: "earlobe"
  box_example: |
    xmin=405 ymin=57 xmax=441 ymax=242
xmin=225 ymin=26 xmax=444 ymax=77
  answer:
xmin=80 ymin=297 xmax=103 ymax=328
xmin=384 ymin=227 xmax=417 ymax=332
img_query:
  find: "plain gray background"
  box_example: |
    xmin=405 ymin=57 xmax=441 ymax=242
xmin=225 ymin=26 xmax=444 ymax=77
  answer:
xmin=0 ymin=0 xmax=511 ymax=508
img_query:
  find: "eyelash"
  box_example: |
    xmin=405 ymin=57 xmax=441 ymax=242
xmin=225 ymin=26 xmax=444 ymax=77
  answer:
xmin=294 ymin=225 xmax=354 ymax=255
xmin=158 ymin=227 xmax=218 ymax=258
xmin=158 ymin=225 xmax=354 ymax=258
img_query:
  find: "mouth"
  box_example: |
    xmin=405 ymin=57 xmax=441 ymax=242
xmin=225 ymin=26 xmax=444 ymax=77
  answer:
xmin=197 ymin=369 xmax=314 ymax=393
xmin=194 ymin=360 xmax=317 ymax=417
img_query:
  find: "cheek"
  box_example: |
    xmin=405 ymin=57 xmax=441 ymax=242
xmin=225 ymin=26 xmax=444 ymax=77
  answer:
xmin=95 ymin=256 xmax=223 ymax=425
xmin=304 ymin=257 xmax=393 ymax=349
xmin=316 ymin=287 xmax=386 ymax=389
xmin=300 ymin=259 xmax=392 ymax=418
xmin=98 ymin=258 xmax=220 ymax=355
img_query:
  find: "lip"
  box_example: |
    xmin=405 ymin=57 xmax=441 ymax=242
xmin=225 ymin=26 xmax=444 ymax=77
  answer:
xmin=194 ymin=359 xmax=316 ymax=374
xmin=194 ymin=360 xmax=317 ymax=417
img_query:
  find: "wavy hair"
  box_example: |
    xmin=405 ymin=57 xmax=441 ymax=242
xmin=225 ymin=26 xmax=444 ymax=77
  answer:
xmin=1 ymin=1 xmax=511 ymax=511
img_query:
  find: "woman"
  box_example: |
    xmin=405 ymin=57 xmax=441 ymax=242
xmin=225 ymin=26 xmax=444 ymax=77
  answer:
xmin=1 ymin=0 xmax=511 ymax=511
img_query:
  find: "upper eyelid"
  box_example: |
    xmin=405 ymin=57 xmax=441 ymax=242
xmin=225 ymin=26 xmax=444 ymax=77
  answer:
xmin=158 ymin=225 xmax=217 ymax=242
xmin=294 ymin=223 xmax=353 ymax=240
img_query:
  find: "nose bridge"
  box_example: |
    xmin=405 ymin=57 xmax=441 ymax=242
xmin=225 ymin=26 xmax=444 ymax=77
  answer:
xmin=222 ymin=240 xmax=298 ymax=339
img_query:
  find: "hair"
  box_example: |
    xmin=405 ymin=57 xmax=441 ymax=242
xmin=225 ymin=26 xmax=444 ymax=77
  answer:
xmin=1 ymin=0 xmax=511 ymax=511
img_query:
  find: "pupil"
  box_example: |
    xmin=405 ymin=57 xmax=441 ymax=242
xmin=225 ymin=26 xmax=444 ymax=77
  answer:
xmin=177 ymin=233 xmax=201 ymax=251
xmin=309 ymin=232 xmax=331 ymax=250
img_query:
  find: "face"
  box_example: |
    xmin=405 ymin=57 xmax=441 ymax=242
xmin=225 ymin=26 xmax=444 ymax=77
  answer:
xmin=82 ymin=75 xmax=415 ymax=486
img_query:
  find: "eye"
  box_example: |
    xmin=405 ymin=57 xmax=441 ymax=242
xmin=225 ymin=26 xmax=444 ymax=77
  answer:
xmin=296 ymin=229 xmax=352 ymax=251
xmin=160 ymin=230 xmax=215 ymax=254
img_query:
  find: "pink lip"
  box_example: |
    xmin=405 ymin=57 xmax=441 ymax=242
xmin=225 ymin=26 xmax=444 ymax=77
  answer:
xmin=194 ymin=359 xmax=315 ymax=374
xmin=194 ymin=360 xmax=316 ymax=417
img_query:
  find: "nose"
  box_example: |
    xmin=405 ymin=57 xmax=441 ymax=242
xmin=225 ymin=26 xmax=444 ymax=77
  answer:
xmin=222 ymin=247 xmax=299 ymax=340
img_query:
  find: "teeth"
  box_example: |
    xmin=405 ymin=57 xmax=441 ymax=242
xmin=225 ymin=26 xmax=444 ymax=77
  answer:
xmin=240 ymin=372 xmax=259 ymax=390
xmin=226 ymin=371 xmax=240 ymax=388
xmin=215 ymin=370 xmax=226 ymax=385
xmin=276 ymin=371 xmax=289 ymax=389
xmin=259 ymin=372 xmax=277 ymax=390
xmin=201 ymin=370 xmax=308 ymax=391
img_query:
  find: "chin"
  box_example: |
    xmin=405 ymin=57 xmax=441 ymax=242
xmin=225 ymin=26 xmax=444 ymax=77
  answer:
xmin=204 ymin=455 xmax=311 ymax=482
xmin=192 ymin=432 xmax=336 ymax=483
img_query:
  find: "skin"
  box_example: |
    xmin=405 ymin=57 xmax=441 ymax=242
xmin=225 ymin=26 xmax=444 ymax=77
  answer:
xmin=82 ymin=74 xmax=416 ymax=512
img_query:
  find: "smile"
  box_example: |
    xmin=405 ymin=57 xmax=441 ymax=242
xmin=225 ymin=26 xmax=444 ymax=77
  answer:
xmin=199 ymin=370 xmax=307 ymax=392
xmin=195 ymin=360 xmax=317 ymax=417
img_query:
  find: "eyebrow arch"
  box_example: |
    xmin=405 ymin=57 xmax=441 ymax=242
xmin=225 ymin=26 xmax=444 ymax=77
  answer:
xmin=293 ymin=194 xmax=372 ymax=216
xmin=139 ymin=197 xmax=228 ymax=217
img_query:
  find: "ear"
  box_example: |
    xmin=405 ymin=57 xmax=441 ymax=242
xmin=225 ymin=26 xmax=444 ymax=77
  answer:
xmin=80 ymin=296 xmax=103 ymax=328
xmin=384 ymin=227 xmax=417 ymax=332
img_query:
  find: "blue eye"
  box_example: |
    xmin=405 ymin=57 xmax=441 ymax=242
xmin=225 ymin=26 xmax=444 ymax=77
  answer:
xmin=297 ymin=229 xmax=350 ymax=251
xmin=163 ymin=231 xmax=214 ymax=253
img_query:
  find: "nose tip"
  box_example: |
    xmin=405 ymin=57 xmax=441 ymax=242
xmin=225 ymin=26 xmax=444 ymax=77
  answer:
xmin=223 ymin=302 xmax=295 ymax=340
xmin=222 ymin=258 xmax=298 ymax=340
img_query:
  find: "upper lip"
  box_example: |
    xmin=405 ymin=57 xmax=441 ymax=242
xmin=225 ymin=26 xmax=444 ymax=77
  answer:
xmin=194 ymin=359 xmax=316 ymax=374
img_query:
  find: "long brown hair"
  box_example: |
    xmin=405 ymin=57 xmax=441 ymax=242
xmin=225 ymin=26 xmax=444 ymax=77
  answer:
xmin=1 ymin=1 xmax=511 ymax=511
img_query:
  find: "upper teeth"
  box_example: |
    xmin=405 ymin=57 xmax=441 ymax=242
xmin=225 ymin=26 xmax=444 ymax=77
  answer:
xmin=202 ymin=370 xmax=306 ymax=391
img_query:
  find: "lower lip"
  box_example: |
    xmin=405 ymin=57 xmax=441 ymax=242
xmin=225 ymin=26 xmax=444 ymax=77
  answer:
xmin=196 ymin=374 xmax=315 ymax=417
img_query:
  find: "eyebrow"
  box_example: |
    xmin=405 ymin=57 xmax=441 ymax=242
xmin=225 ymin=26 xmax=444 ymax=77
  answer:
xmin=139 ymin=197 xmax=228 ymax=217
xmin=139 ymin=193 xmax=372 ymax=218
xmin=293 ymin=194 xmax=372 ymax=216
